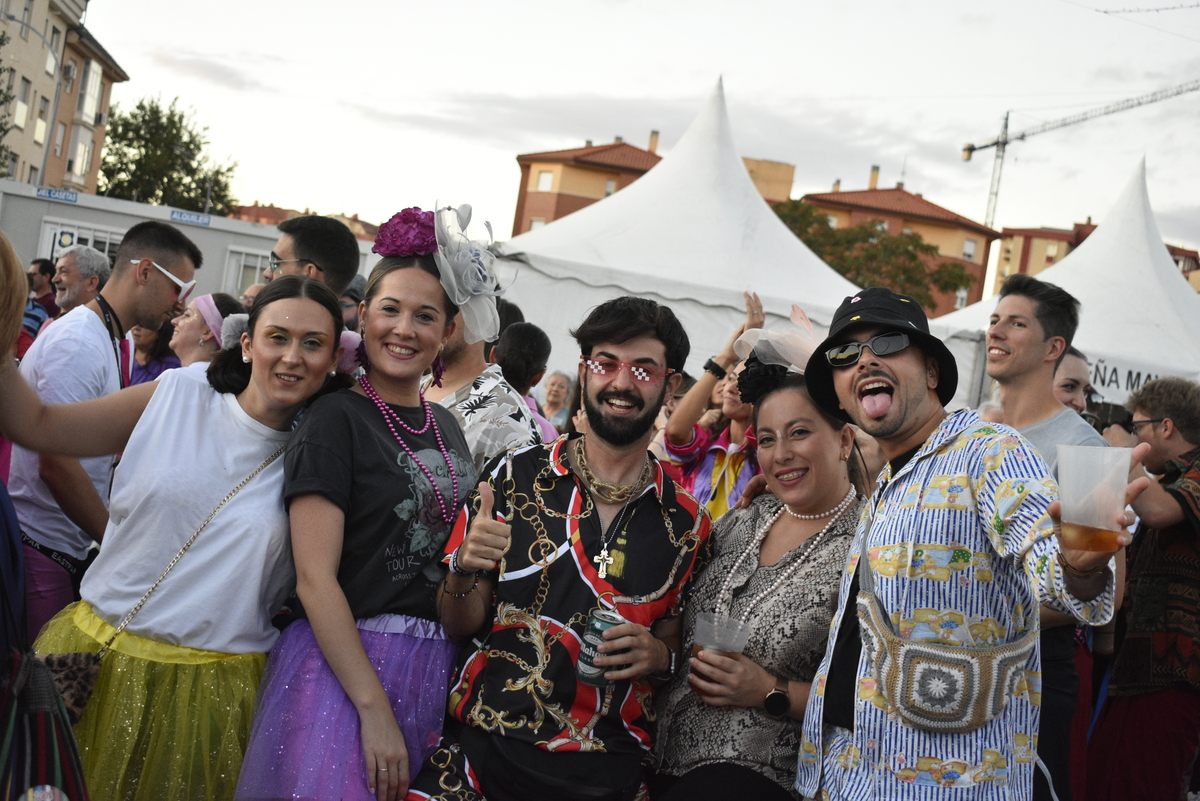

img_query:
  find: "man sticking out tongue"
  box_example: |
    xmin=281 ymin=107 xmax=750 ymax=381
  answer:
xmin=791 ymin=286 xmax=1149 ymax=801
xmin=859 ymin=382 xmax=893 ymax=420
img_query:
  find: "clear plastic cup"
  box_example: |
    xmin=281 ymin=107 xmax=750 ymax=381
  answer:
xmin=1056 ymin=445 xmax=1132 ymax=553
xmin=691 ymin=612 xmax=752 ymax=659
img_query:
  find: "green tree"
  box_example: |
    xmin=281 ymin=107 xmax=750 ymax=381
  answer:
xmin=773 ymin=199 xmax=975 ymax=311
xmin=0 ymin=32 xmax=17 ymax=178
xmin=99 ymin=97 xmax=237 ymax=215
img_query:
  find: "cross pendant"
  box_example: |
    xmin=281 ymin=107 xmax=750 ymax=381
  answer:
xmin=593 ymin=547 xmax=615 ymax=579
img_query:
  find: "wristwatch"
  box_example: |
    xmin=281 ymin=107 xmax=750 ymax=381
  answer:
xmin=703 ymin=358 xmax=727 ymax=380
xmin=763 ymin=677 xmax=790 ymax=720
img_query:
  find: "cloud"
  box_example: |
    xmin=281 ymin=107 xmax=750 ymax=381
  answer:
xmin=1091 ymin=54 xmax=1200 ymax=86
xmin=342 ymin=94 xmax=699 ymax=153
xmin=151 ymin=51 xmax=266 ymax=92
xmin=342 ymin=91 xmax=984 ymax=192
xmin=1155 ymin=204 xmax=1200 ymax=250
xmin=958 ymin=12 xmax=992 ymax=26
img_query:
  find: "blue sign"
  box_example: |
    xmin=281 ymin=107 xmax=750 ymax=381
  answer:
xmin=36 ymin=187 xmax=78 ymax=204
xmin=170 ymin=209 xmax=211 ymax=227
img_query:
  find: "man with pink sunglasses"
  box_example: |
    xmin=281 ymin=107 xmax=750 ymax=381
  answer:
xmin=10 ymin=220 xmax=201 ymax=638
xmin=409 ymin=296 xmax=711 ymax=801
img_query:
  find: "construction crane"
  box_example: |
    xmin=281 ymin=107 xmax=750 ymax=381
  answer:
xmin=962 ymin=79 xmax=1200 ymax=228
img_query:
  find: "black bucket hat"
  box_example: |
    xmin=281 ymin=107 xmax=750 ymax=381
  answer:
xmin=804 ymin=287 xmax=958 ymax=422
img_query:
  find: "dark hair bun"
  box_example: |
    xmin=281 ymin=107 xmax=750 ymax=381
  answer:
xmin=736 ymin=354 xmax=789 ymax=406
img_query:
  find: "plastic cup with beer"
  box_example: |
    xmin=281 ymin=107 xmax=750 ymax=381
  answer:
xmin=691 ymin=612 xmax=752 ymax=661
xmin=1056 ymin=444 xmax=1132 ymax=553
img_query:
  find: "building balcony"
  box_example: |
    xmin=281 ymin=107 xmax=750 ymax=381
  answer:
xmin=48 ymin=0 xmax=86 ymax=25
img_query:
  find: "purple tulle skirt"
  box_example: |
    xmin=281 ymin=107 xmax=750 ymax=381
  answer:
xmin=234 ymin=614 xmax=456 ymax=801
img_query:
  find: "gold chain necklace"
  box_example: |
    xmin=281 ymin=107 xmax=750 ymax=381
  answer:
xmin=573 ymin=436 xmax=653 ymax=505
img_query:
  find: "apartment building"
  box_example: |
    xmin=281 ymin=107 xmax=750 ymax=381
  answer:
xmin=993 ymin=219 xmax=1199 ymax=294
xmin=1 ymin=0 xmax=126 ymax=192
xmin=511 ymin=131 xmax=795 ymax=237
xmin=802 ymin=166 xmax=999 ymax=317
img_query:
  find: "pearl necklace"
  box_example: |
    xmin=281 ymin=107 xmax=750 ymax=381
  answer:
xmin=359 ymin=373 xmax=459 ymax=527
xmin=783 ymin=485 xmax=857 ymax=520
xmin=716 ymin=487 xmax=858 ymax=619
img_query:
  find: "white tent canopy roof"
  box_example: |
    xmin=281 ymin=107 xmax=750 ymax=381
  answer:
xmin=497 ymin=79 xmax=860 ymax=376
xmin=933 ymin=160 xmax=1200 ymax=405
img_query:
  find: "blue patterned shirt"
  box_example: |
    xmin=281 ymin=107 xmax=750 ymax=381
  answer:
xmin=795 ymin=410 xmax=1116 ymax=800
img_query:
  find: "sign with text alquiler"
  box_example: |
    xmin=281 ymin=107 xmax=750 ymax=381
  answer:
xmin=170 ymin=209 xmax=211 ymax=227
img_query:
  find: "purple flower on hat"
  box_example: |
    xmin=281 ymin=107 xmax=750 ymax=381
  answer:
xmin=373 ymin=207 xmax=437 ymax=258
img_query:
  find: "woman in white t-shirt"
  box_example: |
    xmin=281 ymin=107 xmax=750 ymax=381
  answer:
xmin=0 ymin=275 xmax=346 ymax=801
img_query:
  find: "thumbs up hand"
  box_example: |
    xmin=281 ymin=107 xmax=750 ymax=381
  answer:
xmin=457 ymin=482 xmax=512 ymax=573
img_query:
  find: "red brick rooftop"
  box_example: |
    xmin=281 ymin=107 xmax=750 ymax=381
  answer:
xmin=517 ymin=142 xmax=662 ymax=173
xmin=803 ymin=186 xmax=998 ymax=239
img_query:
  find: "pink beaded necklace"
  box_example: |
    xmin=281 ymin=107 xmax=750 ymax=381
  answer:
xmin=359 ymin=372 xmax=460 ymax=527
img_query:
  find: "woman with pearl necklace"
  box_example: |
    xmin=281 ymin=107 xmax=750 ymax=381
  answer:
xmin=653 ymin=354 xmax=869 ymax=801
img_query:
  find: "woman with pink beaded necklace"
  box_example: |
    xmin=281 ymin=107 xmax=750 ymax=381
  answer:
xmin=237 ymin=207 xmax=493 ymax=801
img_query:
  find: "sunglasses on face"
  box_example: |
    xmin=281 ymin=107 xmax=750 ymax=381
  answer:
xmin=580 ymin=356 xmax=674 ymax=384
xmin=134 ymin=259 xmax=196 ymax=303
xmin=825 ymin=332 xmax=911 ymax=368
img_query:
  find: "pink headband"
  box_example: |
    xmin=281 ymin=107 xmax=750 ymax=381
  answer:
xmin=194 ymin=294 xmax=225 ymax=343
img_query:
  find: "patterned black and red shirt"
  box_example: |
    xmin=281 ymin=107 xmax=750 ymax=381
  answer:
xmin=442 ymin=432 xmax=712 ymax=756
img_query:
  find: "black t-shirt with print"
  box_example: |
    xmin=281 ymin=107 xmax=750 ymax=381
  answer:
xmin=285 ymin=389 xmax=476 ymax=622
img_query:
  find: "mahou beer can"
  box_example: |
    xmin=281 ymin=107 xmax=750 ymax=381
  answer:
xmin=576 ymin=609 xmax=624 ymax=686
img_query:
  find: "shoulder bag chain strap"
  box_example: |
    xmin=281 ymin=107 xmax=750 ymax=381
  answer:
xmin=96 ymin=444 xmax=287 ymax=658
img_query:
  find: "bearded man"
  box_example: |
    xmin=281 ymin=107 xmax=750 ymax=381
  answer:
xmin=407 ymin=296 xmax=712 ymax=801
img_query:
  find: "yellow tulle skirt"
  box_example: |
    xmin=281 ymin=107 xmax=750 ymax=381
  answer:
xmin=33 ymin=602 xmax=267 ymax=801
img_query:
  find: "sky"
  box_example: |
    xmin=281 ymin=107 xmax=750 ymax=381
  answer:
xmin=86 ymin=0 xmax=1200 ymax=259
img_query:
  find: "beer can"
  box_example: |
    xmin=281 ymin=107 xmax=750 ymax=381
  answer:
xmin=576 ymin=608 xmax=625 ymax=686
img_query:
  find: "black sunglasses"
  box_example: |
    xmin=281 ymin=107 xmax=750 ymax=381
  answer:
xmin=825 ymin=332 xmax=911 ymax=368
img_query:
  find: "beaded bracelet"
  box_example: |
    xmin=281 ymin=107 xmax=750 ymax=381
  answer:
xmin=1057 ymin=550 xmax=1108 ymax=578
xmin=443 ymin=574 xmax=479 ymax=598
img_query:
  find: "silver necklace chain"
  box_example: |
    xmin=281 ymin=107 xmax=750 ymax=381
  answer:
xmin=716 ymin=486 xmax=857 ymax=620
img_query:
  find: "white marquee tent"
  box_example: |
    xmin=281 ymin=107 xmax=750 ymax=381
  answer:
xmin=495 ymin=80 xmax=861 ymax=378
xmin=933 ymin=160 xmax=1200 ymax=407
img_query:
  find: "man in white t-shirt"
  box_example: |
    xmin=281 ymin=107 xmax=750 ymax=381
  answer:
xmin=10 ymin=221 xmax=202 ymax=638
xmin=987 ymin=272 xmax=1107 ymax=801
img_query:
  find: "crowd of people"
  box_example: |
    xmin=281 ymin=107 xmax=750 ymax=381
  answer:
xmin=0 ymin=205 xmax=1197 ymax=801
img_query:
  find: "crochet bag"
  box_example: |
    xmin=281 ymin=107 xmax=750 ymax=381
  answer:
xmin=855 ymin=539 xmax=1037 ymax=734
